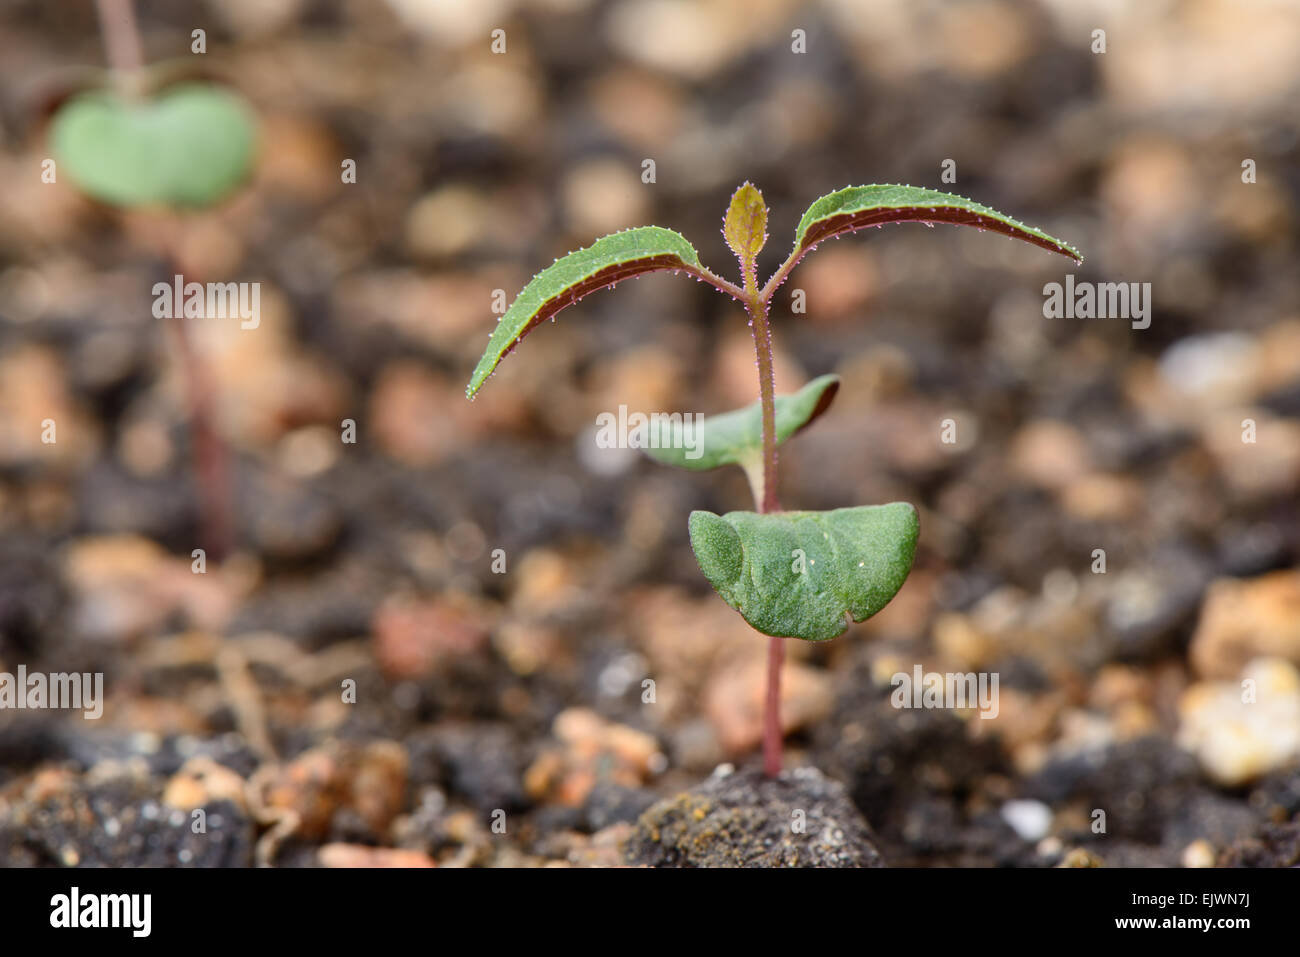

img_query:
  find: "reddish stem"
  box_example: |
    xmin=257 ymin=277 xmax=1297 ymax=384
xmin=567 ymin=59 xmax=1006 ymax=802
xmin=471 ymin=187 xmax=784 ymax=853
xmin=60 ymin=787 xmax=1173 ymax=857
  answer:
xmin=167 ymin=317 xmax=233 ymax=561
xmin=94 ymin=0 xmax=144 ymax=84
xmin=745 ymin=300 xmax=779 ymax=515
xmin=744 ymin=290 xmax=783 ymax=776
xmin=763 ymin=634 xmax=785 ymax=776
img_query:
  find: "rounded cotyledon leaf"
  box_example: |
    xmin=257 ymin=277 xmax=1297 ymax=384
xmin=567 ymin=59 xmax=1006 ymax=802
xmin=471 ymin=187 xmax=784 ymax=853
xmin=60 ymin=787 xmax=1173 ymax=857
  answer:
xmin=467 ymin=226 xmax=702 ymax=399
xmin=641 ymin=374 xmax=840 ymax=472
xmin=781 ymin=185 xmax=1082 ymax=287
xmin=688 ymin=503 xmax=919 ymax=641
xmin=50 ymin=83 xmax=256 ymax=208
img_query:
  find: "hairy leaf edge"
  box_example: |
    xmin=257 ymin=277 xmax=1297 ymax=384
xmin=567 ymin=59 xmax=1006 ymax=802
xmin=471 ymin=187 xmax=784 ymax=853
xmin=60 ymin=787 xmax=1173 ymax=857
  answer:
xmin=467 ymin=228 xmax=703 ymax=399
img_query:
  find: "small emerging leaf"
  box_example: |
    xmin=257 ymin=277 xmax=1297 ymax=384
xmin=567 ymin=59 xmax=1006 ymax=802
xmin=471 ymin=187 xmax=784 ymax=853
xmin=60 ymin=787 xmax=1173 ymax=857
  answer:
xmin=466 ymin=226 xmax=701 ymax=399
xmin=642 ymin=374 xmax=839 ymax=472
xmin=50 ymin=84 xmax=256 ymax=208
xmin=689 ymin=504 xmax=919 ymax=641
xmin=791 ymin=184 xmax=1082 ymax=266
xmin=722 ymin=181 xmax=767 ymax=283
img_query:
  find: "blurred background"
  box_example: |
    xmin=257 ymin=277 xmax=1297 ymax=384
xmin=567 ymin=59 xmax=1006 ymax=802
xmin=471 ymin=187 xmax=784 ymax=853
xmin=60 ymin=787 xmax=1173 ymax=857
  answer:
xmin=1 ymin=0 xmax=1299 ymax=867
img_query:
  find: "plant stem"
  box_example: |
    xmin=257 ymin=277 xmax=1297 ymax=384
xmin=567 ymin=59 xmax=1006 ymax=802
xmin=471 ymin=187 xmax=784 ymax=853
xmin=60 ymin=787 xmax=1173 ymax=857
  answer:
xmin=682 ymin=264 xmax=745 ymax=301
xmin=167 ymin=313 xmax=233 ymax=561
xmin=744 ymin=298 xmax=779 ymax=514
xmin=763 ymin=633 xmax=785 ymax=777
xmin=759 ymin=243 xmax=807 ymax=303
xmin=94 ymin=0 xmax=145 ymax=94
xmin=744 ymin=286 xmax=784 ymax=777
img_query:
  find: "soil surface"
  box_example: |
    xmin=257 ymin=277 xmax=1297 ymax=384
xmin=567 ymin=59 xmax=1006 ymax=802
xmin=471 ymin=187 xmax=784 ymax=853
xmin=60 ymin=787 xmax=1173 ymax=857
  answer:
xmin=626 ymin=765 xmax=885 ymax=867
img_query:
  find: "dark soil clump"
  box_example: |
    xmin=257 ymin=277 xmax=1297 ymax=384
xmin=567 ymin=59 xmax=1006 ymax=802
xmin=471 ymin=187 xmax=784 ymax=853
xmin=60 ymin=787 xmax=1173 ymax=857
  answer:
xmin=625 ymin=765 xmax=885 ymax=867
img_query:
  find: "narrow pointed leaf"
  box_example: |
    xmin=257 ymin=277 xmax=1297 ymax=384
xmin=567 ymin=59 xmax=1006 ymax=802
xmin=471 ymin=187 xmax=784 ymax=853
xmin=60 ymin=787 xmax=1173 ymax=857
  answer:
xmin=688 ymin=504 xmax=919 ymax=641
xmin=466 ymin=226 xmax=701 ymax=398
xmin=722 ymin=181 xmax=767 ymax=283
xmin=642 ymin=374 xmax=840 ymax=471
xmin=790 ymin=185 xmax=1082 ymax=266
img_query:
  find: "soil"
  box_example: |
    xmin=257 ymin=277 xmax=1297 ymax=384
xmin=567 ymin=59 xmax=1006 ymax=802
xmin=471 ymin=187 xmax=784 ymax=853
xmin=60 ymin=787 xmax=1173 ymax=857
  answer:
xmin=625 ymin=765 xmax=885 ymax=868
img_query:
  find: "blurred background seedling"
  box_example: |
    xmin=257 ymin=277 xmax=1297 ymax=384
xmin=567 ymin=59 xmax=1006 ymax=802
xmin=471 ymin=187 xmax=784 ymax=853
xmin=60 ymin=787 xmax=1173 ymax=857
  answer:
xmin=49 ymin=0 xmax=257 ymax=561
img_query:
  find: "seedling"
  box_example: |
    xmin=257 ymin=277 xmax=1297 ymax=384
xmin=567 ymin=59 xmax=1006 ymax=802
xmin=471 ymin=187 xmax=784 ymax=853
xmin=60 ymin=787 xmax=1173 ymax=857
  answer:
xmin=469 ymin=182 xmax=1081 ymax=776
xmin=50 ymin=0 xmax=257 ymax=559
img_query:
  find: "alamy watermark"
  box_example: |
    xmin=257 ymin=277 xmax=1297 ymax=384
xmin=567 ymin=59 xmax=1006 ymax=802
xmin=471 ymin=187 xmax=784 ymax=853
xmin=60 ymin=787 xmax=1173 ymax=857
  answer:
xmin=50 ymin=887 xmax=150 ymax=937
xmin=891 ymin=664 xmax=999 ymax=719
xmin=594 ymin=406 xmax=704 ymax=459
xmin=152 ymin=274 xmax=260 ymax=329
xmin=0 ymin=666 xmax=103 ymax=719
xmin=1043 ymin=275 xmax=1151 ymax=330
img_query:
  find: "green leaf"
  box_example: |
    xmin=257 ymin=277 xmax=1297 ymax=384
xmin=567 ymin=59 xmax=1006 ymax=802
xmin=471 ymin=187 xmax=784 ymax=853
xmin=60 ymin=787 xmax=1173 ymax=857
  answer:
xmin=722 ymin=181 xmax=767 ymax=284
xmin=642 ymin=374 xmax=839 ymax=471
xmin=50 ymin=83 xmax=256 ymax=208
xmin=790 ymin=184 xmax=1082 ymax=265
xmin=466 ymin=226 xmax=702 ymax=399
xmin=688 ymin=504 xmax=919 ymax=641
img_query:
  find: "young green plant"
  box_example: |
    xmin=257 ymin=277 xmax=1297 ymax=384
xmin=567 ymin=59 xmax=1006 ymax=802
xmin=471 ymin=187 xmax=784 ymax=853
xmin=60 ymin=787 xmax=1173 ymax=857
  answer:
xmin=468 ymin=182 xmax=1081 ymax=776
